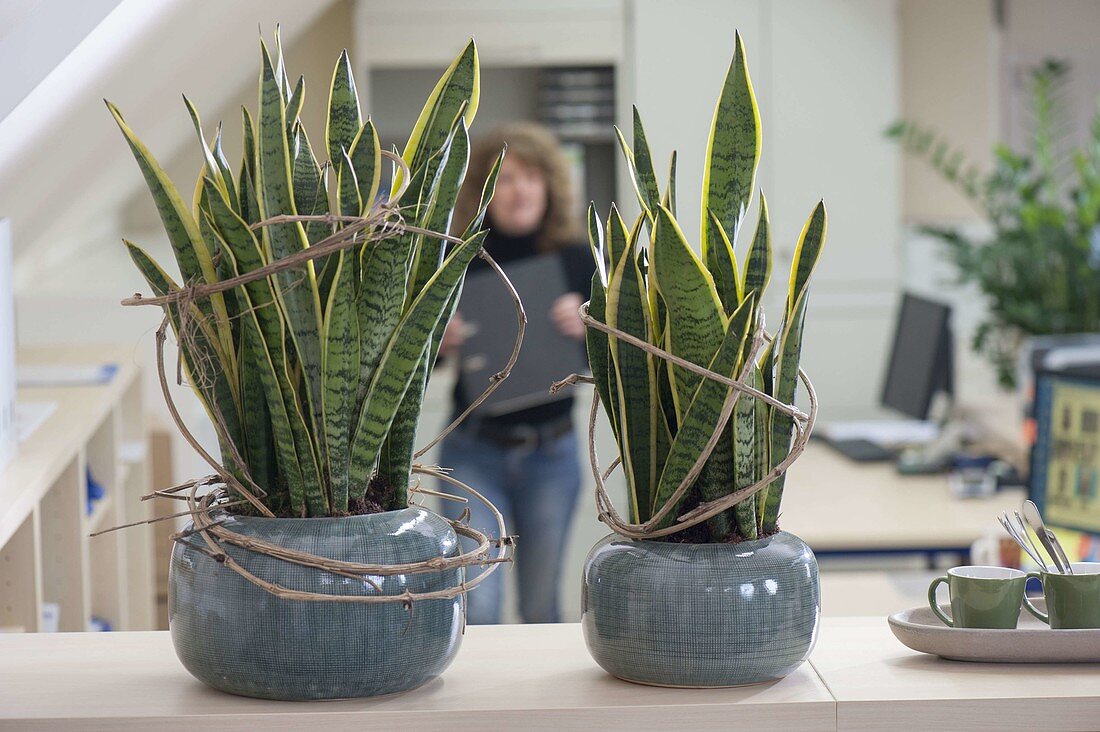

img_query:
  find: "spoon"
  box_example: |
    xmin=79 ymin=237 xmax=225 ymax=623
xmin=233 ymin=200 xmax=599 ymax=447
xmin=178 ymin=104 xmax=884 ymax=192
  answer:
xmin=998 ymin=512 xmax=1047 ymax=570
xmin=1023 ymin=500 xmax=1073 ymax=575
xmin=1013 ymin=510 xmax=1053 ymax=571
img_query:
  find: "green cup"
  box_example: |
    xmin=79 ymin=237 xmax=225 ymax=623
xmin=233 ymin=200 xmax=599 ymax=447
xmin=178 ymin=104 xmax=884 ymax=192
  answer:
xmin=927 ymin=566 xmax=1027 ymax=628
xmin=1023 ymin=562 xmax=1100 ymax=629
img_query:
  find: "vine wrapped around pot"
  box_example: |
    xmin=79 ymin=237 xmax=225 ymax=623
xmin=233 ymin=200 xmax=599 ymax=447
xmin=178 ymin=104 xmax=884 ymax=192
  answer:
xmin=584 ymin=31 xmax=827 ymax=544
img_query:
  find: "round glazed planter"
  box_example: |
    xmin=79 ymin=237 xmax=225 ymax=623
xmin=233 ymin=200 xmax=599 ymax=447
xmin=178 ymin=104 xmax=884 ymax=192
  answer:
xmin=169 ymin=507 xmax=463 ymax=700
xmin=581 ymin=531 xmax=820 ymax=688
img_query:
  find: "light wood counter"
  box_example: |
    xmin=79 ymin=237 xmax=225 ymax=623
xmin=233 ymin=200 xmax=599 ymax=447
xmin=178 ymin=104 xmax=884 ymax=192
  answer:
xmin=0 ymin=624 xmax=836 ymax=731
xmin=811 ymin=617 xmax=1100 ymax=731
xmin=782 ymin=443 xmax=1026 ymax=553
xmin=5 ymin=620 xmax=1100 ymax=729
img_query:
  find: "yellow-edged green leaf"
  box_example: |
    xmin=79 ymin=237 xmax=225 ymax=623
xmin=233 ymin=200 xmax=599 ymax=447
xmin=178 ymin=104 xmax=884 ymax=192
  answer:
xmin=397 ymin=39 xmax=478 ymax=193
xmin=257 ymin=39 xmax=326 ymax=476
xmin=701 ymin=31 xmax=761 ymax=256
xmin=607 ymin=219 xmax=656 ymax=521
xmin=742 ymin=191 xmax=771 ymax=302
xmin=202 ymin=179 xmax=321 ymax=515
xmin=326 ymin=50 xmax=362 ymax=166
xmin=631 ymin=106 xmax=661 ymax=219
xmin=650 ymin=205 xmax=725 ymax=417
xmin=322 ymin=249 xmax=359 ymax=510
xmin=107 ymin=99 xmax=238 ymax=396
xmin=705 ymin=207 xmax=741 ymax=314
xmin=349 ymin=119 xmax=382 ymax=213
xmin=651 ymin=294 xmax=754 ymax=529
xmin=349 ymin=231 xmax=487 ymax=485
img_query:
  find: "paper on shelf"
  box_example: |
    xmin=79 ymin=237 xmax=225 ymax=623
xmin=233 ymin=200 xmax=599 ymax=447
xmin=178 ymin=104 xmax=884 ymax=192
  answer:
xmin=16 ymin=363 xmax=118 ymax=387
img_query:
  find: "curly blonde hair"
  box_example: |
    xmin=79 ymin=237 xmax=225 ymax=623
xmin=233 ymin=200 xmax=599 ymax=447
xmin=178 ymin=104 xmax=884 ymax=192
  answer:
xmin=454 ymin=122 xmax=580 ymax=252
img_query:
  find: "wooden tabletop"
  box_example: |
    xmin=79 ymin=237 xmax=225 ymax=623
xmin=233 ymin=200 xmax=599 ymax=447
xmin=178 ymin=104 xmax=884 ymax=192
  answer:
xmin=5 ymin=620 xmax=1100 ymax=730
xmin=0 ymin=624 xmax=836 ymax=731
xmin=781 ymin=443 xmax=1026 ymax=552
xmin=810 ymin=617 xmax=1100 ymax=731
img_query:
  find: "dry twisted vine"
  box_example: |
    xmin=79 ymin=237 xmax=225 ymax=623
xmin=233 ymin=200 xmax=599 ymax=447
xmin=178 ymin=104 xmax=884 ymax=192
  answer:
xmin=550 ymin=301 xmax=817 ymax=541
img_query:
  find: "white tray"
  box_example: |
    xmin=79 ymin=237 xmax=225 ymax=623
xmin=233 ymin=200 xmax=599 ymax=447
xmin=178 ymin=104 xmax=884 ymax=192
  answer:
xmin=888 ymin=601 xmax=1100 ymax=663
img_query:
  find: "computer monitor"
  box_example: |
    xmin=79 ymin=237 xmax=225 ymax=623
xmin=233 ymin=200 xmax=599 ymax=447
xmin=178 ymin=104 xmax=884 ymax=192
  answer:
xmin=880 ymin=293 xmax=954 ymax=421
xmin=1030 ymin=371 xmax=1100 ymax=535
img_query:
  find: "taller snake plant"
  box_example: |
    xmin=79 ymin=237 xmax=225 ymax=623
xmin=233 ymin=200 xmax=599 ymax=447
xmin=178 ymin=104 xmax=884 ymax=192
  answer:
xmin=588 ymin=32 xmax=827 ymax=542
xmin=111 ymin=32 xmax=502 ymax=517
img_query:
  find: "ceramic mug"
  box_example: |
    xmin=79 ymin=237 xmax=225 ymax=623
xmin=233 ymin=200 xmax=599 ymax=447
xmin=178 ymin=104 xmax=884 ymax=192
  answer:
xmin=1023 ymin=562 xmax=1100 ymax=629
xmin=927 ymin=566 xmax=1027 ymax=628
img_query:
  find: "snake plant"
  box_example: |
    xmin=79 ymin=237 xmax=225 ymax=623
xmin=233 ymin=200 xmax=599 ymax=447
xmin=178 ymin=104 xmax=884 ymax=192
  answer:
xmin=589 ymin=32 xmax=826 ymax=542
xmin=112 ymin=32 xmax=501 ymax=517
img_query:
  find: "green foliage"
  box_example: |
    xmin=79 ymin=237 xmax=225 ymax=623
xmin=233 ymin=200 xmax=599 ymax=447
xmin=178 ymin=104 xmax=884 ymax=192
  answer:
xmin=112 ymin=34 xmax=496 ymax=516
xmin=887 ymin=59 xmax=1100 ymax=388
xmin=589 ymin=32 xmax=827 ymax=543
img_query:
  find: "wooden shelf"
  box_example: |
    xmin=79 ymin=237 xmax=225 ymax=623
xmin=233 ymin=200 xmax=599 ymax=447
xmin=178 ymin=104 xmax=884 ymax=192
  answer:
xmin=0 ymin=345 xmax=154 ymax=633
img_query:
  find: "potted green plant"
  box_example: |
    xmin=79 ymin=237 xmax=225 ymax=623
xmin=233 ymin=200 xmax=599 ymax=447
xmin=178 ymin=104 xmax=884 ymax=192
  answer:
xmin=888 ymin=59 xmax=1100 ymax=388
xmin=109 ymin=31 xmax=511 ymax=700
xmin=575 ymin=32 xmax=827 ymax=688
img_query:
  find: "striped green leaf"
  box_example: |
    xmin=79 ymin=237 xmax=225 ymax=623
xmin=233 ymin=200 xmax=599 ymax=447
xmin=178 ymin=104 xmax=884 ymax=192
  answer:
xmin=742 ymin=192 xmax=771 ymax=301
xmin=662 ymin=150 xmax=677 ymax=218
xmin=651 ymin=294 xmax=754 ymax=529
xmin=397 ymin=40 xmax=478 ymax=193
xmin=183 ymin=96 xmax=230 ymax=202
xmin=124 ymin=240 xmax=243 ymax=481
xmin=733 ymin=365 xmax=763 ymax=539
xmin=202 ymin=179 xmax=320 ymax=514
xmin=349 ymin=120 xmax=382 ymax=213
xmin=762 ymin=201 xmax=827 ymax=532
xmin=337 ymin=148 xmax=361 ymax=217
xmin=650 ymin=206 xmax=725 ymax=417
xmin=211 ymin=124 xmax=239 ymax=213
xmin=322 ymin=250 xmax=360 ymax=510
xmin=286 ymin=74 xmax=305 ymax=133
xmin=631 ymin=106 xmax=661 ymax=220
xmin=326 ymin=50 xmax=362 ymax=166
xmin=607 ymin=219 xmax=656 ymax=522
xmin=106 ymin=100 xmax=237 ymax=381
xmin=701 ymin=30 xmax=761 ymax=256
xmin=705 ymin=207 xmax=741 ymax=314
xmin=257 ymin=39 xmax=326 ymax=475
xmin=291 ymin=125 xmax=329 ymax=245
xmin=378 ymin=122 xmax=471 ymax=494
xmin=461 ymin=145 xmax=505 ymax=238
xmin=349 ymin=231 xmax=487 ymax=485
xmin=238 ymin=107 xmax=260 ymax=224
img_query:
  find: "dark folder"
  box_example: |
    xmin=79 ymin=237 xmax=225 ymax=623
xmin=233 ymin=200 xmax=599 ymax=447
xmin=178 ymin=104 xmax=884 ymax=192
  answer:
xmin=458 ymin=253 xmax=589 ymax=417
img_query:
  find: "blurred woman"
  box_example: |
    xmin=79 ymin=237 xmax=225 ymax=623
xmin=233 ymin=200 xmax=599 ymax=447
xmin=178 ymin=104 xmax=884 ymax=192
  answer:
xmin=438 ymin=122 xmax=592 ymax=624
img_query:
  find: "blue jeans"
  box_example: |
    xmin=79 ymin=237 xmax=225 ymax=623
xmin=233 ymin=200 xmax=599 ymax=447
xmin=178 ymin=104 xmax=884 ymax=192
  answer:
xmin=439 ymin=425 xmax=582 ymax=624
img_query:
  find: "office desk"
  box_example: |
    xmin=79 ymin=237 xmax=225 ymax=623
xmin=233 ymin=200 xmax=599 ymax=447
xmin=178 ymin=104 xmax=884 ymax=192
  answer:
xmin=779 ymin=443 xmax=1026 ymax=560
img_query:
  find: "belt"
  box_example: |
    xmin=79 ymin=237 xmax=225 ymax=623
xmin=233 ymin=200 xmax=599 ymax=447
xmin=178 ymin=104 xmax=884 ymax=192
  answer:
xmin=470 ymin=416 xmax=573 ymax=450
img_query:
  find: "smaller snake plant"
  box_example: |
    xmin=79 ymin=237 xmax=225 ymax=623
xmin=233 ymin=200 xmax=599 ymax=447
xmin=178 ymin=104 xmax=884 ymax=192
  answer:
xmin=588 ymin=32 xmax=827 ymax=543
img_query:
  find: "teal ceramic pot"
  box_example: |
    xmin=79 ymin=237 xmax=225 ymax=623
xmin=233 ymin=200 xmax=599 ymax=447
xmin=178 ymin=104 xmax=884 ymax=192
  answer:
xmin=582 ymin=531 xmax=820 ymax=687
xmin=169 ymin=507 xmax=463 ymax=700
